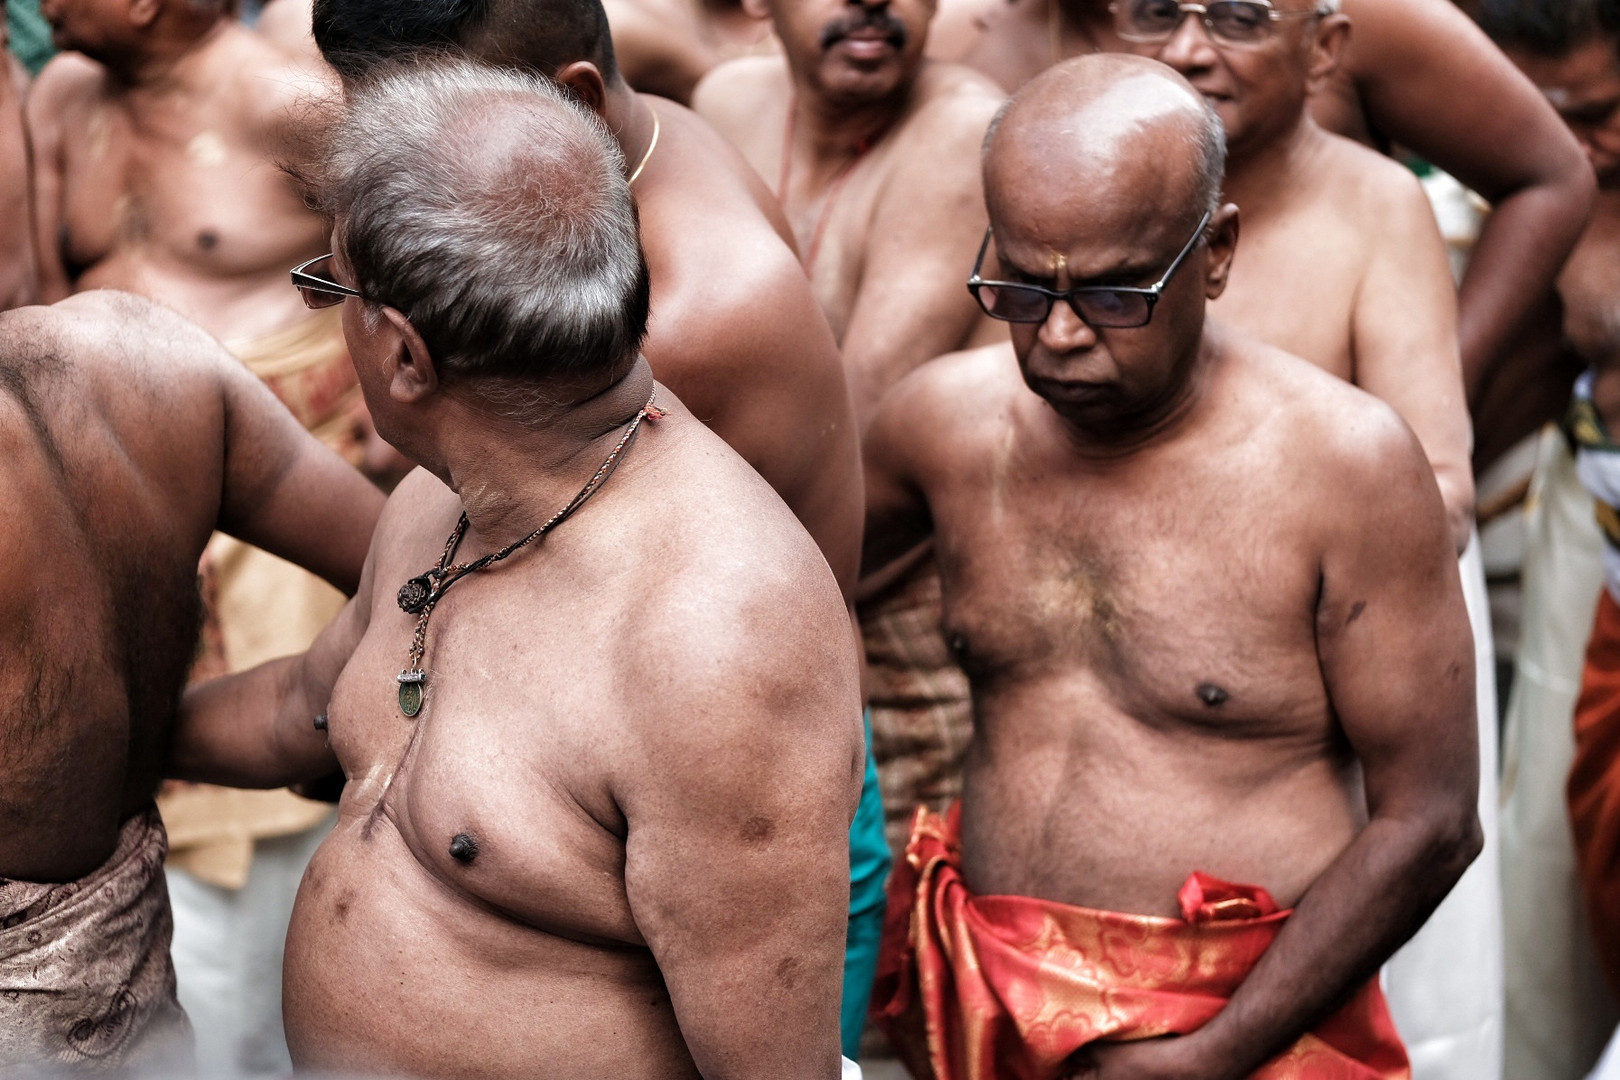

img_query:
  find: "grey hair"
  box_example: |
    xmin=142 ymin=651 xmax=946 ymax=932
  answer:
xmin=316 ymin=57 xmax=650 ymax=401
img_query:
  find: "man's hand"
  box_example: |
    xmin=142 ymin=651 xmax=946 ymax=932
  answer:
xmin=1067 ymin=1036 xmax=1203 ymax=1080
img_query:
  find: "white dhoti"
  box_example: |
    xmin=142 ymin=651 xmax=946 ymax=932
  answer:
xmin=1499 ymin=428 xmax=1618 ymax=1080
xmin=1383 ymin=531 xmax=1504 ymax=1080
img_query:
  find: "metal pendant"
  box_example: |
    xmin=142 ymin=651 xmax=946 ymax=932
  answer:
xmin=397 ymin=670 xmax=425 ymax=718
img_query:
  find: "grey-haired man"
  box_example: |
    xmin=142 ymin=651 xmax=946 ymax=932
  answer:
xmin=169 ymin=59 xmax=864 ymax=1080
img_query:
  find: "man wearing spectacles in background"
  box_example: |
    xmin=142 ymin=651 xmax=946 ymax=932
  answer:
xmin=1116 ymin=5 xmax=1503 ymax=1078
xmin=862 ymin=55 xmax=1480 ymax=1080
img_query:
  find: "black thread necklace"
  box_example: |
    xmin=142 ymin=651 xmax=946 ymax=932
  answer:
xmin=392 ymin=391 xmax=663 ymax=718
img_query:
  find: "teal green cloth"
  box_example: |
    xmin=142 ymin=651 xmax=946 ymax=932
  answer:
xmin=842 ymin=709 xmax=889 ymax=1059
xmin=7 ymin=0 xmax=54 ymax=76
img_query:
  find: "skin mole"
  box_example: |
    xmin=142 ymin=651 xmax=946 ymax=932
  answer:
xmin=1196 ymin=682 xmax=1230 ymax=708
xmin=312 ymin=712 xmax=328 ymax=732
xmin=774 ymin=956 xmax=800 ymax=989
xmin=196 ymin=229 xmax=219 ymax=251
xmin=448 ymin=832 xmax=480 ymax=864
xmin=741 ymin=815 xmax=774 ymax=843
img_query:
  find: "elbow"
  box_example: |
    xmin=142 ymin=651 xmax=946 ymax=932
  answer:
xmin=1422 ymin=804 xmax=1484 ymax=897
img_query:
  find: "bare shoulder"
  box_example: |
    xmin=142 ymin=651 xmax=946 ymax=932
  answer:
xmin=691 ymin=54 xmax=788 ymax=136
xmin=900 ymin=60 xmax=1005 ymax=151
xmin=617 ymin=416 xmax=859 ymax=708
xmin=1341 ymin=0 xmax=1475 ymax=70
xmin=1311 ymin=129 xmax=1436 ymax=236
xmin=221 ymin=24 xmax=338 ymax=132
xmin=872 ymin=342 xmax=1021 ymax=462
xmin=1240 ymin=334 xmax=1429 ymax=487
xmin=26 ymin=52 xmax=105 ymax=123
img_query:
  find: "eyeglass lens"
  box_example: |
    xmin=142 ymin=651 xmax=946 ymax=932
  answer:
xmin=295 ymin=255 xmax=348 ymax=310
xmin=1118 ymin=0 xmax=1273 ymax=43
xmin=975 ymin=284 xmax=1151 ymax=328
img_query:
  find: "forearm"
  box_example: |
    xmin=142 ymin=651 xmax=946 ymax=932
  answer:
xmin=1459 ymin=172 xmax=1593 ymax=402
xmin=169 ymin=654 xmax=336 ymax=788
xmin=1177 ymin=812 xmax=1480 ymax=1079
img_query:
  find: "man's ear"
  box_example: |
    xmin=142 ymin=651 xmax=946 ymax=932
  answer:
xmin=1204 ymin=202 xmax=1239 ymax=301
xmin=1305 ymin=13 xmax=1351 ymax=90
xmin=126 ymin=0 xmax=162 ymax=30
xmin=381 ymin=307 xmax=441 ymax=403
xmin=553 ymin=61 xmax=609 ymax=117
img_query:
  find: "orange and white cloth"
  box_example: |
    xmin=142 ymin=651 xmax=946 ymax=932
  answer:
xmin=873 ymin=806 xmax=1410 ymax=1080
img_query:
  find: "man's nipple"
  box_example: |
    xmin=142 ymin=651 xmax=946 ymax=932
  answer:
xmin=448 ymin=833 xmax=480 ymax=864
xmin=1196 ymin=682 xmax=1230 ymax=708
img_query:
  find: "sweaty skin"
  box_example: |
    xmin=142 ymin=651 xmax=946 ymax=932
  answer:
xmin=26 ymin=11 xmax=334 ymax=345
xmin=960 ymin=0 xmax=1594 ymax=408
xmin=170 ymin=368 xmax=864 ymax=1080
xmin=863 ymin=58 xmax=1480 ymax=1078
xmin=694 ymin=0 xmax=1008 ymax=426
xmin=0 ymin=291 xmax=381 ymax=885
xmin=1127 ymin=0 xmax=1475 ymax=553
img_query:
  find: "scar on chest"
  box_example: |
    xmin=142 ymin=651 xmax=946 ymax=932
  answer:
xmin=1196 ymin=682 xmax=1230 ymax=707
xmin=448 ymin=832 xmax=480 ymax=864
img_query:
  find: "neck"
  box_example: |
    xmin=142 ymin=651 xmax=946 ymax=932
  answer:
xmin=602 ymin=81 xmax=656 ymax=180
xmin=437 ymin=360 xmax=658 ymax=545
xmin=1221 ymin=109 xmax=1320 ymax=219
xmin=1052 ymin=331 xmax=1218 ymax=460
xmin=102 ymin=16 xmax=228 ymax=91
xmin=789 ymin=73 xmax=911 ymax=173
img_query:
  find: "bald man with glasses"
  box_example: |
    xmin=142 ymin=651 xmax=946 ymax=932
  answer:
xmin=862 ymin=55 xmax=1479 ymax=1080
xmin=1114 ymin=6 xmax=1506 ymax=1078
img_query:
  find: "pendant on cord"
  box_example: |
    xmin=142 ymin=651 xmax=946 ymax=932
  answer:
xmin=397 ymin=670 xmax=425 ymax=718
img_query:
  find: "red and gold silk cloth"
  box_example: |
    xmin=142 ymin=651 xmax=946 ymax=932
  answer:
xmin=1570 ymin=588 xmax=1620 ymax=998
xmin=872 ymin=805 xmax=1410 ymax=1080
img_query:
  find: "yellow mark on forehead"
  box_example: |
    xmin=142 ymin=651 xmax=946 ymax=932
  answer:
xmin=1050 ymin=249 xmax=1067 ymax=276
xmin=186 ymin=131 xmax=228 ymax=168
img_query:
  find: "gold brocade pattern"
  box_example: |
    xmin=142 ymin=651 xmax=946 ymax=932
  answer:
xmin=873 ymin=806 xmax=1411 ymax=1080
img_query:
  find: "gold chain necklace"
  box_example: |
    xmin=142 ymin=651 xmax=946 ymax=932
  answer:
xmin=627 ymin=101 xmax=661 ymax=187
xmin=393 ymin=391 xmax=664 ymax=718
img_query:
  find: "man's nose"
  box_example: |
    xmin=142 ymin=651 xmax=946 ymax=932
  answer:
xmin=1037 ymin=296 xmax=1099 ymax=355
xmin=1156 ymin=9 xmax=1219 ymax=72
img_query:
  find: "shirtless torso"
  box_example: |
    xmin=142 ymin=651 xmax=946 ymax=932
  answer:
xmin=696 ymin=53 xmax=1006 ymax=422
xmin=873 ymin=335 xmax=1440 ymax=912
xmin=1564 ymin=190 xmax=1620 ymax=416
xmin=0 ymin=292 xmax=378 ymax=885
xmin=174 ymin=383 xmax=864 ymax=1079
xmin=0 ymin=39 xmax=33 ymax=311
xmin=26 ymin=21 xmax=332 ymax=343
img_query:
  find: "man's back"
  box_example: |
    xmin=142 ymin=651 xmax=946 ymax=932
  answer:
xmin=27 ymin=24 xmax=331 ymax=342
xmin=632 ymin=98 xmax=864 ymax=593
xmin=280 ymin=395 xmax=862 ymax=1078
xmin=0 ymin=292 xmax=376 ymax=885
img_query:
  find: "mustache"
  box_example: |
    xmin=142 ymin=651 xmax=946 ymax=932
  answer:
xmin=819 ymin=8 xmax=909 ymax=50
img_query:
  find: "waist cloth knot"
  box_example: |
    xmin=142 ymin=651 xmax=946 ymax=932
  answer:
xmin=872 ymin=804 xmax=1409 ymax=1080
xmin=0 ymin=806 xmax=190 ymax=1073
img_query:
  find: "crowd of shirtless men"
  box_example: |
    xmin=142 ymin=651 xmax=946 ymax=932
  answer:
xmin=1 ymin=0 xmax=1618 ymax=1076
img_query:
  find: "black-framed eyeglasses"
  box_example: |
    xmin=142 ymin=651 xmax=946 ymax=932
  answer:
xmin=1110 ymin=0 xmax=1326 ymax=46
xmin=291 ymin=253 xmax=364 ymax=310
xmin=967 ymin=210 xmax=1212 ymax=328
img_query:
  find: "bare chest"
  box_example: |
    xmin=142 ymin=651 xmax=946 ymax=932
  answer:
xmin=57 ymin=96 xmax=319 ymax=282
xmin=325 ymin=582 xmax=642 ymax=947
xmin=928 ymin=461 xmax=1328 ymax=728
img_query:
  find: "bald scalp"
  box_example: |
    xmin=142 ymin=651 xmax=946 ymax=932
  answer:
xmin=983 ymin=56 xmax=1225 ymax=227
